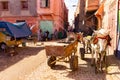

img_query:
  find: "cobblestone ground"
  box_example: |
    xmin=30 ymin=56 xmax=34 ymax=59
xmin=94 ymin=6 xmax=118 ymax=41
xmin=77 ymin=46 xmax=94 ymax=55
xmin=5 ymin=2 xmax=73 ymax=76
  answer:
xmin=0 ymin=41 xmax=120 ymax=80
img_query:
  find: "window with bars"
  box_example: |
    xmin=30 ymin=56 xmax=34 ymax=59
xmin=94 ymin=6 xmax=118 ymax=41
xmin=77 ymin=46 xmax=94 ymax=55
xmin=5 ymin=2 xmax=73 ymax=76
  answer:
xmin=40 ymin=0 xmax=50 ymax=8
xmin=1 ymin=1 xmax=8 ymax=10
xmin=21 ymin=1 xmax=28 ymax=10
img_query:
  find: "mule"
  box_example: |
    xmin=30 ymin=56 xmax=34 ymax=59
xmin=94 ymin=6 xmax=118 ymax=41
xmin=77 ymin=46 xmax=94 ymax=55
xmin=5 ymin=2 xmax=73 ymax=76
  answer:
xmin=90 ymin=28 xmax=111 ymax=73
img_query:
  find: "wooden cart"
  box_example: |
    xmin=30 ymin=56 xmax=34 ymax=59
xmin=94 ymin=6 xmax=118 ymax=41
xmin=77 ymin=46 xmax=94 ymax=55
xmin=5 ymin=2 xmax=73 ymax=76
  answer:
xmin=45 ymin=40 xmax=79 ymax=71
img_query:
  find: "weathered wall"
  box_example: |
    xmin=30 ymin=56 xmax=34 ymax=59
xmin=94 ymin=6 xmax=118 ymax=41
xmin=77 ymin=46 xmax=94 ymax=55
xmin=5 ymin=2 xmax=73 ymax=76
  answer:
xmin=0 ymin=0 xmax=37 ymax=17
xmin=102 ymin=0 xmax=118 ymax=54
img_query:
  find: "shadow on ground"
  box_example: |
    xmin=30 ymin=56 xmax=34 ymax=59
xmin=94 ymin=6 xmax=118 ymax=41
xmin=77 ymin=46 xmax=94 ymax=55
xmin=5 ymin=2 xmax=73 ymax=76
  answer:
xmin=52 ymin=64 xmax=68 ymax=70
xmin=106 ymin=54 xmax=120 ymax=75
xmin=65 ymin=53 xmax=120 ymax=80
xmin=0 ymin=46 xmax=44 ymax=72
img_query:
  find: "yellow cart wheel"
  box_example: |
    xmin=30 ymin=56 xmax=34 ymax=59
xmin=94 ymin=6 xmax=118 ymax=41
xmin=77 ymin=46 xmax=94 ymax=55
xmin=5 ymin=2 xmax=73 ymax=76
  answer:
xmin=80 ymin=48 xmax=85 ymax=60
xmin=70 ymin=55 xmax=78 ymax=71
xmin=47 ymin=56 xmax=56 ymax=68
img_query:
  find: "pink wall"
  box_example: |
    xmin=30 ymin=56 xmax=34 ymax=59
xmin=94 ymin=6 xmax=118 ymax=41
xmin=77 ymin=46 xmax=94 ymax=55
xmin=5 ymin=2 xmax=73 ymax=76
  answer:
xmin=38 ymin=0 xmax=66 ymax=31
xmin=108 ymin=1 xmax=118 ymax=54
xmin=0 ymin=0 xmax=68 ymax=34
xmin=0 ymin=0 xmax=38 ymax=34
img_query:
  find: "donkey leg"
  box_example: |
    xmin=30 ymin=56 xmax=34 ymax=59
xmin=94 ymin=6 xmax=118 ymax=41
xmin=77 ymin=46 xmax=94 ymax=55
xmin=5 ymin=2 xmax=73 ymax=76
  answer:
xmin=91 ymin=51 xmax=94 ymax=66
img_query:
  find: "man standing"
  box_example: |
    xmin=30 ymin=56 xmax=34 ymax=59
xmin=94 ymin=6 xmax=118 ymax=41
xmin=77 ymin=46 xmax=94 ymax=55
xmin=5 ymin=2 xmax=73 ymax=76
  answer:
xmin=37 ymin=29 xmax=42 ymax=41
xmin=54 ymin=29 xmax=58 ymax=39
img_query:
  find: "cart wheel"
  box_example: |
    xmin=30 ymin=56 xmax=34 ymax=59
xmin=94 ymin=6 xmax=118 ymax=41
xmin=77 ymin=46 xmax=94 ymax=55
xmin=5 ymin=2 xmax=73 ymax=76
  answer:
xmin=81 ymin=53 xmax=85 ymax=60
xmin=70 ymin=55 xmax=78 ymax=71
xmin=0 ymin=43 xmax=7 ymax=52
xmin=47 ymin=56 xmax=56 ymax=68
xmin=80 ymin=48 xmax=85 ymax=60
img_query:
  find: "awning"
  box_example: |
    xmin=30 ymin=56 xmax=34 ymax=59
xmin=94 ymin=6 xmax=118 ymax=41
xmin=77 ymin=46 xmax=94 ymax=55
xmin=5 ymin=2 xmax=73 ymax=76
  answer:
xmin=0 ymin=21 xmax=32 ymax=38
xmin=95 ymin=3 xmax=104 ymax=17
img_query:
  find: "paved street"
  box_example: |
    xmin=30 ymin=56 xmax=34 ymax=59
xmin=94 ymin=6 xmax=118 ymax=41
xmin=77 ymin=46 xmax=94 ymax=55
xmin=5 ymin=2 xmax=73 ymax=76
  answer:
xmin=0 ymin=41 xmax=120 ymax=80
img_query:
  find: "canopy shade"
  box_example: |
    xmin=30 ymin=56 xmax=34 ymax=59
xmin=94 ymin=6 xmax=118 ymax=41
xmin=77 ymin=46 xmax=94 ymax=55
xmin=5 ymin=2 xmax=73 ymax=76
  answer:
xmin=0 ymin=21 xmax=32 ymax=38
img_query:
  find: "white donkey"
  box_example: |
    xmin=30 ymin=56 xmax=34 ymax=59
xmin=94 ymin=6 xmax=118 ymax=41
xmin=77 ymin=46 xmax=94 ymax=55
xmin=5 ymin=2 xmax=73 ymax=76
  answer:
xmin=90 ymin=28 xmax=111 ymax=73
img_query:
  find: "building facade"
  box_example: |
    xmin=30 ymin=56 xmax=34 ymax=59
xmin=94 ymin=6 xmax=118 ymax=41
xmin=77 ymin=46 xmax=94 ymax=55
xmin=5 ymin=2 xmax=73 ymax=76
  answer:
xmin=95 ymin=0 xmax=118 ymax=54
xmin=0 ymin=0 xmax=68 ymax=35
xmin=63 ymin=3 xmax=69 ymax=30
xmin=79 ymin=0 xmax=86 ymax=33
xmin=0 ymin=0 xmax=38 ymax=33
xmin=75 ymin=0 xmax=119 ymax=54
xmin=85 ymin=0 xmax=99 ymax=35
xmin=74 ymin=0 xmax=80 ymax=32
xmin=74 ymin=0 xmax=99 ymax=35
xmin=38 ymin=0 xmax=68 ymax=34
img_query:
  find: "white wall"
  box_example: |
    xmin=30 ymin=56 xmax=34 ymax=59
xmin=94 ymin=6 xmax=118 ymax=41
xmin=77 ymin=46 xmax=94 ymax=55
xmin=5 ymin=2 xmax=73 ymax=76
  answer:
xmin=102 ymin=0 xmax=118 ymax=54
